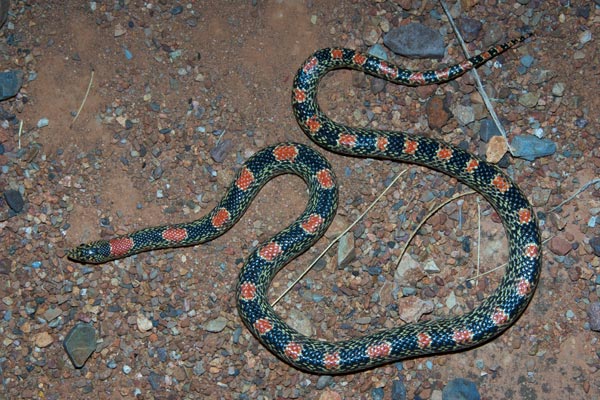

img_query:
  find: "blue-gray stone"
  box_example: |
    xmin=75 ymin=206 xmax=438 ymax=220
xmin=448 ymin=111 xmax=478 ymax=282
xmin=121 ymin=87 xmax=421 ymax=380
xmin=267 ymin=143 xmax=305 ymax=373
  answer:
xmin=383 ymin=23 xmax=445 ymax=59
xmin=371 ymin=387 xmax=385 ymax=400
xmin=157 ymin=347 xmax=167 ymax=362
xmin=148 ymin=371 xmax=162 ymax=390
xmin=511 ymin=135 xmax=556 ymax=161
xmin=442 ymin=378 xmax=481 ymax=400
xmin=193 ymin=360 xmax=205 ymax=376
xmin=391 ymin=379 xmax=407 ymax=400
xmin=574 ymin=118 xmax=588 ymax=128
xmin=520 ymin=54 xmax=535 ymax=68
xmin=368 ymin=44 xmax=388 ymax=60
xmin=0 ymin=70 xmax=24 ymax=100
xmin=316 ymin=375 xmax=333 ymax=390
xmin=170 ymin=5 xmax=183 ymax=15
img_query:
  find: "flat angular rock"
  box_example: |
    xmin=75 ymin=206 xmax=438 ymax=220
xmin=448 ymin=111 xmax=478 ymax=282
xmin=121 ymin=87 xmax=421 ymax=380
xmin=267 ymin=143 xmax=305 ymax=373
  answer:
xmin=0 ymin=70 xmax=24 ymax=101
xmin=64 ymin=323 xmax=97 ymax=368
xmin=383 ymin=23 xmax=445 ymax=59
xmin=511 ymin=135 xmax=556 ymax=161
xmin=3 ymin=189 xmax=24 ymax=213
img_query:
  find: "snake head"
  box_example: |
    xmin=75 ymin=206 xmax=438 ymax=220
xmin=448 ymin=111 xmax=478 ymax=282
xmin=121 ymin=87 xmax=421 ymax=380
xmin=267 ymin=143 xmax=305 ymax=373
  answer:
xmin=67 ymin=241 xmax=112 ymax=264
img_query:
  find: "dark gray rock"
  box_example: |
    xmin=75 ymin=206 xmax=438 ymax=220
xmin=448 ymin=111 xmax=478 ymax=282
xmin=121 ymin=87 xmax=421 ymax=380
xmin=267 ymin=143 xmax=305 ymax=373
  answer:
xmin=3 ymin=189 xmax=24 ymax=213
xmin=391 ymin=379 xmax=407 ymax=400
xmin=479 ymin=118 xmax=501 ymax=143
xmin=459 ymin=18 xmax=483 ymax=43
xmin=63 ymin=323 xmax=97 ymax=368
xmin=590 ymin=236 xmax=600 ymax=257
xmin=383 ymin=23 xmax=445 ymax=59
xmin=587 ymin=302 xmax=600 ymax=332
xmin=0 ymin=70 xmax=24 ymax=101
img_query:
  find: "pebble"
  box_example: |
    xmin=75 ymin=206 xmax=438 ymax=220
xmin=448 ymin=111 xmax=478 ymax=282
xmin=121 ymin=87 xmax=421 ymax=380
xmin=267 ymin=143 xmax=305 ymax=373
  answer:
xmin=587 ymin=302 xmax=600 ymax=331
xmin=442 ymin=378 xmax=480 ymax=400
xmin=114 ymin=23 xmax=126 ymax=37
xmin=578 ymin=30 xmax=592 ymax=46
xmin=424 ymin=260 xmax=440 ymax=274
xmin=510 ymin=135 xmax=557 ymax=161
xmin=574 ymin=118 xmax=588 ymax=129
xmin=34 ymin=331 xmax=54 ymax=348
xmin=479 ymin=118 xmax=501 ymax=142
xmin=395 ymin=255 xmax=419 ymax=282
xmin=43 ymin=307 xmax=62 ymax=322
xmin=452 ymin=104 xmax=475 ymax=125
xmin=518 ymin=92 xmax=540 ymax=108
xmin=203 ymin=316 xmax=228 ymax=332
xmin=548 ymin=236 xmax=572 ymax=256
xmin=148 ymin=371 xmax=162 ymax=390
xmin=551 ymin=82 xmax=565 ymax=97
xmin=486 ymin=135 xmax=508 ymax=164
xmin=371 ymin=387 xmax=384 ymax=400
xmin=520 ymin=54 xmax=535 ymax=68
xmin=391 ymin=379 xmax=407 ymax=400
xmin=458 ymin=17 xmax=483 ymax=42
xmin=188 ymin=361 xmax=205 ymax=378
xmin=445 ymin=291 xmax=457 ymax=309
xmin=316 ymin=375 xmax=333 ymax=390
xmin=37 ymin=117 xmax=49 ymax=128
xmin=0 ymin=70 xmax=24 ymax=100
xmin=170 ymin=5 xmax=183 ymax=15
xmin=426 ymin=96 xmax=451 ymax=130
xmin=3 ymin=189 xmax=24 ymax=212
xmin=398 ymin=296 xmax=434 ymax=323
xmin=590 ymin=236 xmax=600 ymax=257
xmin=337 ymin=232 xmax=355 ymax=267
xmin=383 ymin=23 xmax=445 ymax=59
xmin=63 ymin=323 xmax=97 ymax=368
xmin=210 ymin=139 xmax=233 ymax=163
xmin=368 ymin=43 xmax=388 ymax=60
xmin=136 ymin=313 xmax=154 ymax=332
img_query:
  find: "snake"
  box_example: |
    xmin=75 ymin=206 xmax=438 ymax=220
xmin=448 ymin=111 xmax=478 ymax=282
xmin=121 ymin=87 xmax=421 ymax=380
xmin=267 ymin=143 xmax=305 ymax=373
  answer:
xmin=68 ymin=33 xmax=541 ymax=374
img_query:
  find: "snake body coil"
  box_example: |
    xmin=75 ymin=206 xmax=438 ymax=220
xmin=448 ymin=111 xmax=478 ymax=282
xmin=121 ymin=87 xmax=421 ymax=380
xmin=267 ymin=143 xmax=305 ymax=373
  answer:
xmin=69 ymin=34 xmax=541 ymax=373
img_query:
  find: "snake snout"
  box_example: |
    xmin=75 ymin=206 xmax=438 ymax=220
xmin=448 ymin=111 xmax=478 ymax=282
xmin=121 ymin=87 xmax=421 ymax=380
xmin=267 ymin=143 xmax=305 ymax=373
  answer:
xmin=67 ymin=242 xmax=106 ymax=264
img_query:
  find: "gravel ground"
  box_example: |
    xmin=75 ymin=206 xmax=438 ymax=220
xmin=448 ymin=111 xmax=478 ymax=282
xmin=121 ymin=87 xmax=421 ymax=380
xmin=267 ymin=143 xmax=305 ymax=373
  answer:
xmin=0 ymin=1 xmax=599 ymax=399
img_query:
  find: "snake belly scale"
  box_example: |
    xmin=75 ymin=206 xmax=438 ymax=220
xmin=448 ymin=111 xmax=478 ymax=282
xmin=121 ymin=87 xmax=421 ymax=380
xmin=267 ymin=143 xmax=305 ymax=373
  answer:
xmin=68 ymin=34 xmax=541 ymax=374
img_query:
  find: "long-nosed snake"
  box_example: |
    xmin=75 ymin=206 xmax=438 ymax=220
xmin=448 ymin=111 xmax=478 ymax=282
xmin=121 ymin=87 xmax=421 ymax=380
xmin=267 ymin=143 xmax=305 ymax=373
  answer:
xmin=68 ymin=33 xmax=541 ymax=373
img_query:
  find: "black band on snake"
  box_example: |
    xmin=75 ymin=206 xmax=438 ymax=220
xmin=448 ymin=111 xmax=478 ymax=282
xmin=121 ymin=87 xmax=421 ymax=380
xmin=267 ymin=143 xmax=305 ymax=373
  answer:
xmin=68 ymin=33 xmax=541 ymax=374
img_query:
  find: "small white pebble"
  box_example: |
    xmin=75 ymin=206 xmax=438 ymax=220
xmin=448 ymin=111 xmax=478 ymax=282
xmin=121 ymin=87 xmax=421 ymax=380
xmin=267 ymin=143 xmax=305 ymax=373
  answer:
xmin=533 ymin=128 xmax=545 ymax=138
xmin=37 ymin=118 xmax=49 ymax=128
xmin=123 ymin=365 xmax=132 ymax=374
xmin=578 ymin=30 xmax=592 ymax=46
